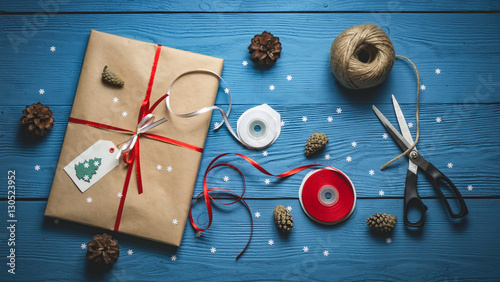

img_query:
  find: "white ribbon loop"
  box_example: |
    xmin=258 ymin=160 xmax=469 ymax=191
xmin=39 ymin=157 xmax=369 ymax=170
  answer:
xmin=116 ymin=114 xmax=168 ymax=159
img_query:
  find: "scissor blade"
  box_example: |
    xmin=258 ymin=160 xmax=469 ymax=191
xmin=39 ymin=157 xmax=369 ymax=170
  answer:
xmin=392 ymin=95 xmax=415 ymax=145
xmin=372 ymin=105 xmax=412 ymax=153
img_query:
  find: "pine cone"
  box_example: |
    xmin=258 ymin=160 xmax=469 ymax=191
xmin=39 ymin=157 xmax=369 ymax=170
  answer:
xmin=305 ymin=132 xmax=329 ymax=157
xmin=366 ymin=213 xmax=397 ymax=233
xmin=86 ymin=233 xmax=120 ymax=266
xmin=248 ymin=31 xmax=282 ymax=66
xmin=274 ymin=205 xmax=294 ymax=233
xmin=102 ymin=65 xmax=124 ymax=87
xmin=20 ymin=102 xmax=55 ymax=137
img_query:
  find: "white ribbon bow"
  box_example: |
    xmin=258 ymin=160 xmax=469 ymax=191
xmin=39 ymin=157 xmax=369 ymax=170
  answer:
xmin=116 ymin=113 xmax=167 ymax=159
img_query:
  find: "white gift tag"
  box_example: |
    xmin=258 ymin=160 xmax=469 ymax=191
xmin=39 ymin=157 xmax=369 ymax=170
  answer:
xmin=64 ymin=140 xmax=120 ymax=193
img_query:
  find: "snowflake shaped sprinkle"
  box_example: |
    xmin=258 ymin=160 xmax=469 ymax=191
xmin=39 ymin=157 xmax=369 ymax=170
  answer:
xmin=435 ymin=68 xmax=441 ymax=74
xmin=54 ymin=219 xmax=60 ymax=224
xmin=84 ymin=162 xmax=90 ymax=168
xmin=196 ymin=231 xmax=202 ymax=237
xmin=436 ymin=117 xmax=442 ymax=123
xmin=39 ymin=89 xmax=45 ymax=95
xmin=323 ymin=250 xmax=329 ymax=257
xmin=86 ymin=197 xmax=92 ymax=203
xmin=214 ymin=122 xmax=220 ymax=129
xmin=336 ymin=108 xmax=342 ymax=114
xmin=264 ymin=179 xmax=270 ymax=185
xmin=327 ymin=116 xmax=333 ymax=122
xmin=280 ymin=121 xmax=285 ymax=127
xmin=467 ymin=185 xmax=473 ymax=191
xmin=379 ymin=190 xmax=385 ymax=196
xmin=81 ymin=243 xmax=87 ymax=250
xmin=242 ymin=61 xmax=248 ymax=66
xmin=447 ymin=163 xmax=453 ymax=169
xmin=171 ymin=255 xmax=177 ymax=261
xmin=50 ymin=46 xmax=56 ymax=52
xmin=35 ymin=165 xmax=41 ymax=171
xmin=210 ymin=247 xmax=216 ymax=253
xmin=286 ymin=75 xmax=293 ymax=81
xmin=303 ymin=246 xmax=309 ymax=253
xmin=113 ymin=97 xmax=119 ymax=103
xmin=268 ymin=239 xmax=274 ymax=246
xmin=286 ymin=206 xmax=292 ymax=211
xmin=172 ymin=219 xmax=178 ymax=225
xmin=383 ymin=133 xmax=388 ymax=139
xmin=156 ymin=164 xmax=162 ymax=171
xmin=224 ymin=88 xmax=229 ymax=94
xmin=127 ymin=249 xmax=133 ymax=255
xmin=386 ymin=238 xmax=392 ymax=244
xmin=262 ymin=151 xmax=268 ymax=157
xmin=302 ymin=116 xmax=307 ymax=122
xmin=369 ymin=169 xmax=375 ymax=176
xmin=83 ymin=175 xmax=90 ymax=181
xmin=223 ymin=176 xmax=229 ymax=182
xmin=324 ymin=154 xmax=330 ymax=160
xmin=94 ymin=161 xmax=100 ymax=167
xmin=122 ymin=111 xmax=128 ymax=117
xmin=255 ymin=212 xmax=261 ymax=218
xmin=420 ymin=85 xmax=426 ymax=91
xmin=269 ymin=85 xmax=275 ymax=91
xmin=166 ymin=166 xmax=173 ymax=172
xmin=346 ymin=156 xmax=352 ymax=162
xmin=351 ymin=141 xmax=357 ymax=147
xmin=408 ymin=122 xmax=413 ymax=128
xmin=117 ymin=192 xmax=123 ymax=199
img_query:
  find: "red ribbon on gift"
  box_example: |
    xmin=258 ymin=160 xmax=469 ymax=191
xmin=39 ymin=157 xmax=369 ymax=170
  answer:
xmin=69 ymin=45 xmax=203 ymax=231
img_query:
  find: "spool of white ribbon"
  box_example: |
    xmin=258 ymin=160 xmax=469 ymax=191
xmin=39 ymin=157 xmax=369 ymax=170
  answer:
xmin=165 ymin=69 xmax=281 ymax=149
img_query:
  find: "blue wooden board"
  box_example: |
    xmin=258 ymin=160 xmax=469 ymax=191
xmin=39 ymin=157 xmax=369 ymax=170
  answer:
xmin=0 ymin=1 xmax=499 ymax=281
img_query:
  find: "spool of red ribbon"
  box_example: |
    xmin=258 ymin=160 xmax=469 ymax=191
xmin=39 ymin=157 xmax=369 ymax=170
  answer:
xmin=299 ymin=168 xmax=356 ymax=225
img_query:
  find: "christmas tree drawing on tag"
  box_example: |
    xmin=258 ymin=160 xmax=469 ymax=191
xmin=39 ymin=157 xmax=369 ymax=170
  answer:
xmin=74 ymin=158 xmax=102 ymax=182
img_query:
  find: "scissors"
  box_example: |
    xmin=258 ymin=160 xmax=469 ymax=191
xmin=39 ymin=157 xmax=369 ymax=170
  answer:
xmin=372 ymin=95 xmax=468 ymax=227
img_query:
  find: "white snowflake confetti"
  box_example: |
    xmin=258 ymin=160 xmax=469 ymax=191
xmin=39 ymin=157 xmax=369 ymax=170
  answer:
xmin=171 ymin=255 xmax=177 ymax=261
xmin=420 ymin=85 xmax=426 ymax=91
xmin=280 ymin=121 xmax=285 ymax=127
xmin=210 ymin=247 xmax=216 ymax=253
xmin=54 ymin=219 xmax=60 ymax=224
xmin=325 ymin=154 xmax=330 ymax=160
xmin=50 ymin=46 xmax=56 ymax=52
xmin=94 ymin=161 xmax=100 ymax=166
xmin=35 ymin=165 xmax=41 ymax=171
xmin=224 ymin=88 xmax=229 ymax=94
xmin=269 ymin=85 xmax=275 ymax=91
xmin=268 ymin=239 xmax=274 ymax=246
xmin=447 ymin=163 xmax=453 ymax=169
xmin=81 ymin=243 xmax=87 ymax=250
xmin=242 ymin=61 xmax=248 ymax=66
xmin=223 ymin=176 xmax=229 ymax=182
xmin=117 ymin=192 xmax=123 ymax=199
xmin=369 ymin=169 xmax=375 ymax=176
xmin=172 ymin=219 xmax=178 ymax=225
xmin=435 ymin=68 xmax=441 ymax=74
xmin=262 ymin=151 xmax=268 ymax=157
xmin=86 ymin=197 xmax=92 ymax=203
xmin=196 ymin=231 xmax=202 ymax=237
xmin=122 ymin=111 xmax=128 ymax=117
xmin=408 ymin=122 xmax=413 ymax=128
xmin=323 ymin=250 xmax=329 ymax=257
xmin=255 ymin=212 xmax=261 ymax=218
xmin=467 ymin=185 xmax=473 ymax=191
xmin=327 ymin=116 xmax=333 ymax=122
xmin=264 ymin=179 xmax=270 ymax=185
xmin=214 ymin=122 xmax=220 ymax=129
xmin=302 ymin=116 xmax=308 ymax=122
xmin=286 ymin=75 xmax=293 ymax=81
xmin=303 ymin=246 xmax=309 ymax=253
xmin=83 ymin=175 xmax=89 ymax=181
xmin=166 ymin=166 xmax=173 ymax=172
xmin=127 ymin=249 xmax=133 ymax=255
xmin=346 ymin=156 xmax=352 ymax=162
xmin=84 ymin=162 xmax=89 ymax=168
xmin=336 ymin=108 xmax=342 ymax=114
xmin=386 ymin=238 xmax=392 ymax=244
xmin=39 ymin=89 xmax=45 ymax=95
xmin=351 ymin=141 xmax=357 ymax=147
xmin=436 ymin=117 xmax=442 ymax=123
xmin=383 ymin=133 xmax=388 ymax=139
xmin=379 ymin=190 xmax=385 ymax=196
xmin=287 ymin=206 xmax=292 ymax=212
xmin=156 ymin=164 xmax=162 ymax=171
xmin=113 ymin=97 xmax=119 ymax=103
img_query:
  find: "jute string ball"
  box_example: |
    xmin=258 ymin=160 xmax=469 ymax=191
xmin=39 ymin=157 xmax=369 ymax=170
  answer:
xmin=329 ymin=23 xmax=395 ymax=89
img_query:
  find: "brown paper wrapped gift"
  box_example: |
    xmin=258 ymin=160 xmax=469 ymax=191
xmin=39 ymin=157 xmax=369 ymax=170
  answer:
xmin=45 ymin=30 xmax=224 ymax=246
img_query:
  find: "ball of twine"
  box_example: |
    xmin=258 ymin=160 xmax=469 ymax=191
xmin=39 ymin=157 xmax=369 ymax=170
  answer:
xmin=329 ymin=23 xmax=395 ymax=89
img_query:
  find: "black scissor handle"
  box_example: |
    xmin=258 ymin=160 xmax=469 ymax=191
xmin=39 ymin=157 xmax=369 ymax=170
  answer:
xmin=424 ymin=162 xmax=468 ymax=218
xmin=404 ymin=170 xmax=428 ymax=227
